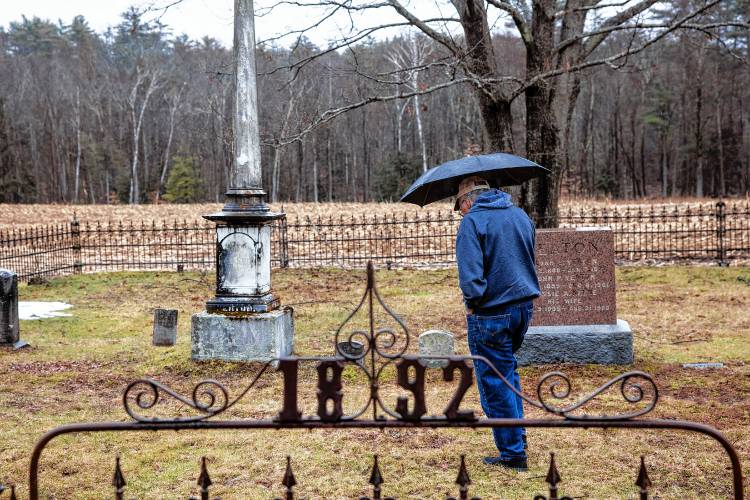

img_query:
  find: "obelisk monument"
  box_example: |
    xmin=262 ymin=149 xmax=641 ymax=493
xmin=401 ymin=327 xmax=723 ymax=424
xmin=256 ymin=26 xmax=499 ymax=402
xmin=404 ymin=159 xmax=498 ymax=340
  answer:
xmin=191 ymin=0 xmax=294 ymax=362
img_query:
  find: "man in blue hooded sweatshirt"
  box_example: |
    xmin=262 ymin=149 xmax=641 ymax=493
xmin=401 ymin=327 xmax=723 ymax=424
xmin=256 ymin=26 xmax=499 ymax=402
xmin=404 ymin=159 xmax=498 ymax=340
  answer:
xmin=455 ymin=176 xmax=540 ymax=471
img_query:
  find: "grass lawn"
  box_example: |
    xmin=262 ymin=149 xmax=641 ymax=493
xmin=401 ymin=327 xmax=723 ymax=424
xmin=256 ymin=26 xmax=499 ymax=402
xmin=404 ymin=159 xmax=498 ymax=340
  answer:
xmin=0 ymin=266 xmax=749 ymax=499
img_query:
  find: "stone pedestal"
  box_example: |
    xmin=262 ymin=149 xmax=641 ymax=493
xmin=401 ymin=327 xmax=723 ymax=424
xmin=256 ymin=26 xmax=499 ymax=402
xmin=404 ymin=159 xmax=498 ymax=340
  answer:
xmin=0 ymin=269 xmax=19 ymax=345
xmin=191 ymin=307 xmax=294 ymax=362
xmin=518 ymin=320 xmax=633 ymax=365
xmin=522 ymin=228 xmax=633 ymax=365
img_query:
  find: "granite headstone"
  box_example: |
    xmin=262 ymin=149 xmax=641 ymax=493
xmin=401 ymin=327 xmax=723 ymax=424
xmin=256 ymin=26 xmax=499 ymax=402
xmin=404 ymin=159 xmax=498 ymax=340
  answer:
xmin=516 ymin=228 xmax=633 ymax=365
xmin=153 ymin=309 xmax=178 ymax=346
xmin=0 ymin=269 xmax=19 ymax=345
xmin=533 ymin=227 xmax=616 ymax=326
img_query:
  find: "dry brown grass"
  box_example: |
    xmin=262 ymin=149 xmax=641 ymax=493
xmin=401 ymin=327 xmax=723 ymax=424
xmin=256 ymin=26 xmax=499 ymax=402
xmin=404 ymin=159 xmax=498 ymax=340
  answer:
xmin=0 ymin=266 xmax=748 ymax=498
xmin=1 ymin=197 xmax=747 ymax=228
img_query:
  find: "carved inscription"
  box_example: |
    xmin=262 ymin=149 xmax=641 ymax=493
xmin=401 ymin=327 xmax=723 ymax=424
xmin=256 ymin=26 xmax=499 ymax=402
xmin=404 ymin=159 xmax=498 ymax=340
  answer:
xmin=533 ymin=229 xmax=617 ymax=326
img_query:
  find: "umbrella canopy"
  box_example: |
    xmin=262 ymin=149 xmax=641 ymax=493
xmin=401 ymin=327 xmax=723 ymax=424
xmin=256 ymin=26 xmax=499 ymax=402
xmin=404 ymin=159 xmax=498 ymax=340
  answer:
xmin=399 ymin=152 xmax=549 ymax=207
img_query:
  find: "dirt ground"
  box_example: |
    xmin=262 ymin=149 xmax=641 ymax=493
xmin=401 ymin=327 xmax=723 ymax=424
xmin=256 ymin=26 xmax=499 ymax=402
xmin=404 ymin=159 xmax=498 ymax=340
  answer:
xmin=0 ymin=266 xmax=748 ymax=498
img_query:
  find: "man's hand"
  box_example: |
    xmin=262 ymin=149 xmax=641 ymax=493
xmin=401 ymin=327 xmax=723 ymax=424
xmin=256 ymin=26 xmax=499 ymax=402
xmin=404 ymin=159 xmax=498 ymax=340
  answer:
xmin=466 ymin=308 xmax=473 ymax=315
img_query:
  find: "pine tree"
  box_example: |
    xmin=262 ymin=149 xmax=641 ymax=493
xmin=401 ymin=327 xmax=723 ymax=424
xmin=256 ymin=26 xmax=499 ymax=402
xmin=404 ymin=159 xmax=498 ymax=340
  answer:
xmin=163 ymin=156 xmax=203 ymax=203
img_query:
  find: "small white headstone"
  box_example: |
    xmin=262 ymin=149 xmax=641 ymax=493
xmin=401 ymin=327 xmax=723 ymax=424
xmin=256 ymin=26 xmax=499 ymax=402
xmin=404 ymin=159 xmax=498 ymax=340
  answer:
xmin=418 ymin=330 xmax=454 ymax=368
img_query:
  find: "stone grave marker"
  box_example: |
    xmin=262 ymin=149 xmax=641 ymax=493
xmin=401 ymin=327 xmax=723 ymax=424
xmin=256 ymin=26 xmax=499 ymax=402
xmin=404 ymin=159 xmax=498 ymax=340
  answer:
xmin=533 ymin=228 xmax=616 ymax=326
xmin=153 ymin=309 xmax=178 ymax=346
xmin=517 ymin=228 xmax=633 ymax=365
xmin=337 ymin=340 xmax=365 ymax=359
xmin=0 ymin=269 xmax=19 ymax=346
xmin=418 ymin=330 xmax=454 ymax=368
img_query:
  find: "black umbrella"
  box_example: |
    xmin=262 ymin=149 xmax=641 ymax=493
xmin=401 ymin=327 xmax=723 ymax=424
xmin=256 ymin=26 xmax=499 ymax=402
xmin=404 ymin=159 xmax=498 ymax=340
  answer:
xmin=399 ymin=152 xmax=549 ymax=207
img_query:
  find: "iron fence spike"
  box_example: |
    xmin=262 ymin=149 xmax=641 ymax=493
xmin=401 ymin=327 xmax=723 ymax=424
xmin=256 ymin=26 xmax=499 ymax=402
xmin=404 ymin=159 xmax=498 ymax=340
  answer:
xmin=545 ymin=452 xmax=561 ymax=487
xmin=9 ymin=485 xmax=16 ymax=500
xmin=369 ymin=454 xmax=384 ymax=487
xmin=635 ymin=456 xmax=652 ymax=494
xmin=198 ymin=456 xmax=212 ymax=489
xmin=112 ymin=454 xmax=126 ymax=499
xmin=282 ymin=456 xmax=297 ymax=489
xmin=455 ymin=454 xmax=471 ymax=487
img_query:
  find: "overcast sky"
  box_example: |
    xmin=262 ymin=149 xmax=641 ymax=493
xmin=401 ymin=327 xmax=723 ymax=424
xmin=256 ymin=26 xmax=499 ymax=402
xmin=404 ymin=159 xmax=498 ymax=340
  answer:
xmin=0 ymin=0 xmax=468 ymax=48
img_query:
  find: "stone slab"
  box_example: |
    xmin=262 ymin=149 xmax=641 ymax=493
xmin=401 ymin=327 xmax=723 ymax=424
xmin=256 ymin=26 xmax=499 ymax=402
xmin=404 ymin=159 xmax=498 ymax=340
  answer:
xmin=153 ymin=309 xmax=178 ymax=346
xmin=0 ymin=269 xmax=19 ymax=345
xmin=516 ymin=319 xmax=632 ymax=365
xmin=418 ymin=330 xmax=454 ymax=368
xmin=191 ymin=307 xmax=294 ymax=362
xmin=534 ymin=228 xmax=616 ymax=326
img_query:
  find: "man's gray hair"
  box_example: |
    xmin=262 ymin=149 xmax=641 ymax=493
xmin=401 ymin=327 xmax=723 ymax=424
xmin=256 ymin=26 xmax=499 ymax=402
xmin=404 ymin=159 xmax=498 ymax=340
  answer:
xmin=460 ymin=187 xmax=490 ymax=206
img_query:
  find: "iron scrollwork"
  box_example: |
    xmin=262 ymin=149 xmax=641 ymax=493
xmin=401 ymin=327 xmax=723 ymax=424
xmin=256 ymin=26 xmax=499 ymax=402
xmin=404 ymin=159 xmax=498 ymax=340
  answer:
xmin=122 ymin=261 xmax=659 ymax=424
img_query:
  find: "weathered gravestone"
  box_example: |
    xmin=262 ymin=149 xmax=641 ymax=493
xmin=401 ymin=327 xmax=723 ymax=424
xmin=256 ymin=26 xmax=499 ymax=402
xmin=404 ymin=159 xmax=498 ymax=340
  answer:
xmin=337 ymin=340 xmax=364 ymax=359
xmin=418 ymin=330 xmax=454 ymax=368
xmin=0 ymin=269 xmax=19 ymax=346
xmin=516 ymin=228 xmax=633 ymax=365
xmin=153 ymin=309 xmax=178 ymax=346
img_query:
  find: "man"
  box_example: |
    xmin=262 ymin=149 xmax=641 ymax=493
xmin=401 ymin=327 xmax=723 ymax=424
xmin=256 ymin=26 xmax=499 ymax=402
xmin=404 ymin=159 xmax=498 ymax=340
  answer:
xmin=455 ymin=176 xmax=540 ymax=471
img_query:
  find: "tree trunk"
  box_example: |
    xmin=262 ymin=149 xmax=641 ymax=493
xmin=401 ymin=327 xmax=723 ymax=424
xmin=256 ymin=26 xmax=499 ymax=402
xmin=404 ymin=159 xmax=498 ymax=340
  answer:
xmin=523 ymin=3 xmax=559 ymax=227
xmin=695 ymin=86 xmax=704 ymax=197
xmin=716 ymin=91 xmax=726 ymax=197
xmin=312 ymin=134 xmax=319 ymax=203
xmin=74 ymin=87 xmax=82 ymax=203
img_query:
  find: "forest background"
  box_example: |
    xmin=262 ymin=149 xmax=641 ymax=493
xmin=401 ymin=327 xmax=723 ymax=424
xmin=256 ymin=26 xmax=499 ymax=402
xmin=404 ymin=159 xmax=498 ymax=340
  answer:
xmin=0 ymin=0 xmax=748 ymax=218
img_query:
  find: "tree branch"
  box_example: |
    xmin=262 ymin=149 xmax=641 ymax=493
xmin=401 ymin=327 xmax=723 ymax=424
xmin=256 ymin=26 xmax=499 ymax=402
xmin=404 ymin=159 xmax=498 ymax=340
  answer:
xmin=485 ymin=0 xmax=532 ymax=46
xmin=581 ymin=0 xmax=662 ymax=58
xmin=514 ymin=0 xmax=728 ymax=100
xmin=268 ymin=77 xmax=475 ymax=146
xmin=386 ymin=0 xmax=462 ymax=55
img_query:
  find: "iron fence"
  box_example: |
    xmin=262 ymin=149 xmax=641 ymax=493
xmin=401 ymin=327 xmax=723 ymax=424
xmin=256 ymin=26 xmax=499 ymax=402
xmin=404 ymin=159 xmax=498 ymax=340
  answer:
xmin=1 ymin=202 xmax=748 ymax=280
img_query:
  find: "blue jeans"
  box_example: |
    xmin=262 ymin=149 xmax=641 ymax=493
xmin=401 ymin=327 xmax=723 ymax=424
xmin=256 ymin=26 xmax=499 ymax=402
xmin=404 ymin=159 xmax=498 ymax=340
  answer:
xmin=467 ymin=301 xmax=533 ymax=459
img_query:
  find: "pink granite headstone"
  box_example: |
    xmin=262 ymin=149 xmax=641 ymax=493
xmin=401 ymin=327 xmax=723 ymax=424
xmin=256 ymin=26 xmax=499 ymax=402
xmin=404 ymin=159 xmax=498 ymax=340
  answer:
xmin=533 ymin=228 xmax=617 ymax=326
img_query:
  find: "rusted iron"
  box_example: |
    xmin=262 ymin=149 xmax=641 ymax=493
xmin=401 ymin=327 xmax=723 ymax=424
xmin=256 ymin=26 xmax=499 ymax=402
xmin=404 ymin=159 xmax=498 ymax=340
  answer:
xmin=112 ymin=455 xmax=125 ymax=500
xmin=446 ymin=455 xmax=480 ymax=500
xmin=0 ymin=484 xmax=17 ymax=500
xmin=274 ymin=456 xmax=297 ymax=500
xmin=533 ymin=453 xmax=572 ymax=500
xmin=635 ymin=456 xmax=652 ymax=500
xmin=360 ymin=455 xmax=393 ymax=500
xmin=22 ymin=262 xmax=744 ymax=499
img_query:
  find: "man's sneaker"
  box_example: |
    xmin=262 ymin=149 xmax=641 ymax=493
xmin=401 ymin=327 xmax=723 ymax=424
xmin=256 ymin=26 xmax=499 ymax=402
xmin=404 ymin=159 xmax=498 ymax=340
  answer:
xmin=483 ymin=456 xmax=528 ymax=472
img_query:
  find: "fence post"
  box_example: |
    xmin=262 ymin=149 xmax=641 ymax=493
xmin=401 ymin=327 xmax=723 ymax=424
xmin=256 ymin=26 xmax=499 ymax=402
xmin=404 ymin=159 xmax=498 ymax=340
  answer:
xmin=279 ymin=215 xmax=289 ymax=268
xmin=71 ymin=216 xmax=82 ymax=274
xmin=716 ymin=201 xmax=727 ymax=267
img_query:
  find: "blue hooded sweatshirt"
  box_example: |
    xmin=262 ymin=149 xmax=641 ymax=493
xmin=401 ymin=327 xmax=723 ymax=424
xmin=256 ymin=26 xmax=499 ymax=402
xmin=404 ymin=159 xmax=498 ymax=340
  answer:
xmin=456 ymin=189 xmax=540 ymax=312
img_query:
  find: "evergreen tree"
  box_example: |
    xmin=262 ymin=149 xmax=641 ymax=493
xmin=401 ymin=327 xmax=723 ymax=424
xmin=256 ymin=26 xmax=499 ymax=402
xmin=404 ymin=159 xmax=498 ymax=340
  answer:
xmin=163 ymin=156 xmax=203 ymax=203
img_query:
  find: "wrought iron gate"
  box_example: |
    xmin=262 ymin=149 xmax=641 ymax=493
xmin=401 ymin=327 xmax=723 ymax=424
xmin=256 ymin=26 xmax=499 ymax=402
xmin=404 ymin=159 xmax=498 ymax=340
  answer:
xmin=2 ymin=263 xmax=743 ymax=498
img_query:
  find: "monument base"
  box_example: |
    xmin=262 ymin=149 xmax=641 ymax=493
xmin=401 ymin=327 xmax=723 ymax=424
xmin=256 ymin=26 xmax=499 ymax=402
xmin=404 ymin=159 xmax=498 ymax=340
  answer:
xmin=191 ymin=307 xmax=294 ymax=362
xmin=517 ymin=319 xmax=632 ymax=365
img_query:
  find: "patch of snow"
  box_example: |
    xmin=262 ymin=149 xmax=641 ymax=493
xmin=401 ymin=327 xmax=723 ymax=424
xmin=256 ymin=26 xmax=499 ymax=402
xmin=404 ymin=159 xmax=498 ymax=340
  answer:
xmin=19 ymin=301 xmax=72 ymax=320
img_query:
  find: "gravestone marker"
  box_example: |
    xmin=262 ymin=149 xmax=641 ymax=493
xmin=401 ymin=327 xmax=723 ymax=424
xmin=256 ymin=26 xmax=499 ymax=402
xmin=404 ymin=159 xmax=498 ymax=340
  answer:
xmin=337 ymin=340 xmax=364 ymax=359
xmin=517 ymin=228 xmax=633 ymax=365
xmin=533 ymin=228 xmax=616 ymax=326
xmin=153 ymin=309 xmax=178 ymax=346
xmin=0 ymin=269 xmax=19 ymax=345
xmin=418 ymin=330 xmax=454 ymax=368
